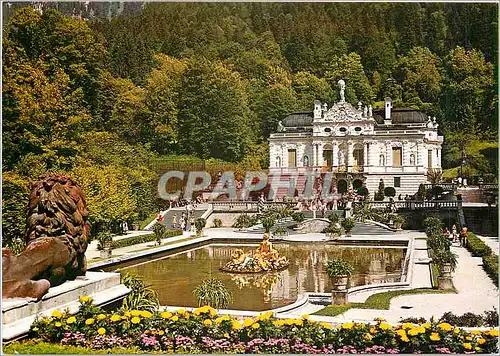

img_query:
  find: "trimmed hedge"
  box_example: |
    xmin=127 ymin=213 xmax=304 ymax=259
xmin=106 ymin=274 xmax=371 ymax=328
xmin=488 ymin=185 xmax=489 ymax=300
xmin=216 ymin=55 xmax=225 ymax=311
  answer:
xmin=466 ymin=232 xmax=498 ymax=286
xmin=482 ymin=254 xmax=499 ymax=286
xmin=110 ymin=230 xmax=182 ymax=249
xmin=466 ymin=233 xmax=492 ymax=257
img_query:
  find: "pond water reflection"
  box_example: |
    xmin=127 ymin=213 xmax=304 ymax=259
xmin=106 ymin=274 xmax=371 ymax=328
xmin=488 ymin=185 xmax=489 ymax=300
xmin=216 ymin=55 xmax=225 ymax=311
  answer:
xmin=123 ymin=243 xmax=405 ymax=311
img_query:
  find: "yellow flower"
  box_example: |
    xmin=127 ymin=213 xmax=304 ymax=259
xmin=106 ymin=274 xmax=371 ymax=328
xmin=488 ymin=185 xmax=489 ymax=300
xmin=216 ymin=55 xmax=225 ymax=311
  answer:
xmin=342 ymin=322 xmax=354 ymax=330
xmin=97 ymin=314 xmax=106 ymax=320
xmin=130 ymin=310 xmax=141 ymax=317
xmin=98 ymin=327 xmax=106 ymax=335
xmin=161 ymin=311 xmax=172 ymax=319
xmin=224 ymin=333 xmax=229 ymax=338
xmin=302 ymin=314 xmax=310 ymax=320
xmin=33 ymin=327 xmax=39 ymax=332
xmin=85 ymin=318 xmax=95 ymax=325
xmin=252 ymin=323 xmax=260 ymax=329
xmin=396 ymin=330 xmax=407 ymax=337
xmin=475 ymin=347 xmax=482 ymax=352
xmin=402 ymin=323 xmax=414 ymax=330
xmin=370 ymin=327 xmax=377 ymax=334
xmin=379 ymin=322 xmax=391 ymax=330
xmin=364 ymin=333 xmax=372 ymax=341
xmin=471 ymin=330 xmax=481 ymax=335
xmin=131 ymin=316 xmax=141 ymax=324
xmin=478 ymin=338 xmax=486 ymax=345
xmin=285 ymin=319 xmax=294 ymax=326
xmin=110 ymin=314 xmax=121 ymax=322
xmin=177 ymin=309 xmax=186 ymax=315
xmin=463 ymin=343 xmax=472 ymax=350
xmin=375 ymin=317 xmax=386 ymax=321
xmin=454 ymin=328 xmax=461 ymax=334
xmin=274 ymin=320 xmax=286 ymax=327
xmin=51 ymin=310 xmax=63 ymax=318
xmin=159 ymin=330 xmax=165 ymax=335
xmin=466 ymin=336 xmax=473 ymax=341
xmin=79 ymin=296 xmax=91 ymax=303
xmin=244 ymin=318 xmax=254 ymax=327
xmin=55 ymin=322 xmax=62 ymax=327
xmin=430 ymin=332 xmax=441 ymax=341
xmin=209 ymin=308 xmax=217 ymax=317
xmin=488 ymin=329 xmax=499 ymax=337
xmin=437 ymin=322 xmax=453 ymax=332
xmin=232 ymin=320 xmax=242 ymax=330
xmin=66 ymin=316 xmax=76 ymax=324
xmin=422 ymin=322 xmax=431 ymax=329
xmin=140 ymin=311 xmax=153 ymax=318
xmin=294 ymin=319 xmax=303 ymax=326
xmin=171 ymin=315 xmax=179 ymax=322
xmin=408 ymin=328 xmax=419 ymax=336
xmin=401 ymin=336 xmax=410 ymax=343
xmin=203 ymin=319 xmax=213 ymax=326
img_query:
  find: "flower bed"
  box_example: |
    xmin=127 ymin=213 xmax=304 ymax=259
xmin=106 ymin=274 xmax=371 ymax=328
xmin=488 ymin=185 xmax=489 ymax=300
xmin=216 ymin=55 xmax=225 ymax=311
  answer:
xmin=28 ymin=298 xmax=499 ymax=354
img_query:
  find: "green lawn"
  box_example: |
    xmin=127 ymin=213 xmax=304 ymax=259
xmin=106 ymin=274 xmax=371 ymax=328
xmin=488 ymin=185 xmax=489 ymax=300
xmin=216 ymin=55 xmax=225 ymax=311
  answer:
xmin=3 ymin=341 xmax=148 ymax=355
xmin=313 ymin=288 xmax=454 ymax=317
xmin=137 ymin=212 xmax=159 ymax=230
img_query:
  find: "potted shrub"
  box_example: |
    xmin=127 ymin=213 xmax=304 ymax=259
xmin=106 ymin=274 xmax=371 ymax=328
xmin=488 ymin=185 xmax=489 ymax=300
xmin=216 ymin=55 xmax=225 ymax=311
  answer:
xmin=261 ymin=217 xmax=275 ymax=233
xmin=97 ymin=232 xmax=113 ymax=258
xmin=153 ymin=223 xmax=166 ymax=246
xmin=393 ymin=215 xmax=405 ymax=230
xmin=327 ymin=212 xmax=340 ymax=224
xmin=432 ymin=249 xmax=458 ymax=290
xmin=212 ymin=218 xmax=222 ymax=228
xmin=341 ymin=218 xmax=356 ymax=236
xmin=195 ymin=218 xmax=207 ymax=236
xmin=323 ymin=224 xmax=342 ymax=239
xmin=326 ymin=258 xmax=354 ymax=291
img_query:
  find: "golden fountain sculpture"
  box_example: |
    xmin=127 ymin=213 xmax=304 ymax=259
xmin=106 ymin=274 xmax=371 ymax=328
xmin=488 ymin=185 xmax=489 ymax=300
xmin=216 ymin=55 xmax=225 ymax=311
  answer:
xmin=221 ymin=233 xmax=289 ymax=273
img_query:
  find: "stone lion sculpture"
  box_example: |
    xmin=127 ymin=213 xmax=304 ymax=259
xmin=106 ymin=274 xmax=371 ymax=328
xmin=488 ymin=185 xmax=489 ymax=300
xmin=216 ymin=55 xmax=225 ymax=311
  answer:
xmin=2 ymin=174 xmax=90 ymax=299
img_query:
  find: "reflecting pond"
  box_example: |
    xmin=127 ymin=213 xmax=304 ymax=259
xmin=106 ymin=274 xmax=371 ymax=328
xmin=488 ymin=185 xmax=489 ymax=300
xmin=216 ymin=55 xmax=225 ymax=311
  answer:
xmin=123 ymin=243 xmax=405 ymax=311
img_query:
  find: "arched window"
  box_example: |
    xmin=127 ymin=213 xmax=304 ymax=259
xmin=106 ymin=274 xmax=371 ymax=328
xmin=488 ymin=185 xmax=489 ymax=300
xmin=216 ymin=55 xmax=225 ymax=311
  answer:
xmin=275 ymin=156 xmax=281 ymax=168
xmin=379 ymin=154 xmax=385 ymax=166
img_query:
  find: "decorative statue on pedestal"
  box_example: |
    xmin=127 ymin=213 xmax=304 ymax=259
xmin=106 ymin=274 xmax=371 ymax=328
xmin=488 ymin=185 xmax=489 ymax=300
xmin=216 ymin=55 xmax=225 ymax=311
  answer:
xmin=338 ymin=79 xmax=346 ymax=103
xmin=2 ymin=175 xmax=90 ymax=299
xmin=221 ymin=233 xmax=289 ymax=273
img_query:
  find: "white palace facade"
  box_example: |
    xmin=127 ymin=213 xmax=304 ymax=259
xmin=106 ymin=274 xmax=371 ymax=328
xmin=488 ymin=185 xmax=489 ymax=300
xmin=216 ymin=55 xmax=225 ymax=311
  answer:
xmin=268 ymin=84 xmax=443 ymax=198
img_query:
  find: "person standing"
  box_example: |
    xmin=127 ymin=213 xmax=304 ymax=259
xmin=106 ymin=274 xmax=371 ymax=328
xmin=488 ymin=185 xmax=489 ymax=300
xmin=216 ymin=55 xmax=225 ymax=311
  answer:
xmin=459 ymin=226 xmax=468 ymax=247
xmin=451 ymin=224 xmax=458 ymax=243
xmin=172 ymin=214 xmax=178 ymax=229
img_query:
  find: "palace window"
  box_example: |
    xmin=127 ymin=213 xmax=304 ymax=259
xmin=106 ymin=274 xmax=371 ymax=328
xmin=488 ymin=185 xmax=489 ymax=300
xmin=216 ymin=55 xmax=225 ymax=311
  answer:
xmin=392 ymin=147 xmax=402 ymax=167
xmin=324 ymin=128 xmax=332 ymax=133
xmin=354 ymin=127 xmax=362 ymax=132
xmin=394 ymin=177 xmax=401 ymax=187
xmin=288 ymin=149 xmax=297 ymax=168
xmin=428 ymin=149 xmax=433 ymax=168
xmin=339 ymin=127 xmax=347 ymax=132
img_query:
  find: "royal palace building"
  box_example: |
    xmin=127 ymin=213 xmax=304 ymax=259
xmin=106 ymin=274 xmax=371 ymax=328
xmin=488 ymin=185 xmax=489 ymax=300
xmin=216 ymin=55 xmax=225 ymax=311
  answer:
xmin=268 ymin=81 xmax=443 ymax=198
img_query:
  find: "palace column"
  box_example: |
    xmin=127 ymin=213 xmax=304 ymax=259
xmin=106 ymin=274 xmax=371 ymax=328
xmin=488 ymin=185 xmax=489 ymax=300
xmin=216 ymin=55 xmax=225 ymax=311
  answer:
xmin=312 ymin=143 xmax=317 ymax=166
xmin=402 ymin=141 xmax=409 ymax=167
xmin=347 ymin=141 xmax=353 ymax=169
xmin=363 ymin=141 xmax=368 ymax=168
xmin=385 ymin=141 xmax=392 ymax=167
xmin=332 ymin=141 xmax=339 ymax=166
xmin=318 ymin=143 xmax=324 ymax=166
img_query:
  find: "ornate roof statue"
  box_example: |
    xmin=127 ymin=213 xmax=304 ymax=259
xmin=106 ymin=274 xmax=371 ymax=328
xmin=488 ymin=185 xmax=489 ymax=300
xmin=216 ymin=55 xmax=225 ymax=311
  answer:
xmin=277 ymin=120 xmax=285 ymax=132
xmin=337 ymin=79 xmax=345 ymax=103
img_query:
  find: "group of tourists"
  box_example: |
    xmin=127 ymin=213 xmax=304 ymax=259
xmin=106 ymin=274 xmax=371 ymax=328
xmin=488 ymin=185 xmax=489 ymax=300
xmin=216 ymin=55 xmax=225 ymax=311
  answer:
xmin=443 ymin=224 xmax=468 ymax=247
xmin=170 ymin=211 xmax=195 ymax=232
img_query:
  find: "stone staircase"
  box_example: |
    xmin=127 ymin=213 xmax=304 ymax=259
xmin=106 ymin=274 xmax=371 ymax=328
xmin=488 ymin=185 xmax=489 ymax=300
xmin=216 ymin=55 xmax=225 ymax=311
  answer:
xmin=270 ymin=173 xmax=308 ymax=201
xmin=351 ymin=221 xmax=396 ymax=235
xmin=156 ymin=206 xmax=209 ymax=230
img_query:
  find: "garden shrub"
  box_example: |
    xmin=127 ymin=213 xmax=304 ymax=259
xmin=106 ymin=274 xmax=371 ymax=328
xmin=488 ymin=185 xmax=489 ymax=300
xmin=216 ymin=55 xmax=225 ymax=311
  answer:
xmin=466 ymin=233 xmax=492 ymax=257
xmin=232 ymin=214 xmax=257 ymax=230
xmin=121 ymin=273 xmax=159 ymax=312
xmin=109 ymin=230 xmax=182 ymax=250
xmin=212 ymin=218 xmax=222 ymax=228
xmin=291 ymin=212 xmax=305 ymax=222
xmin=482 ymin=254 xmax=498 ymax=286
xmin=423 ymin=217 xmax=443 ymax=237
xmin=402 ymin=310 xmax=498 ymax=327
xmin=28 ymin=299 xmax=499 ymax=354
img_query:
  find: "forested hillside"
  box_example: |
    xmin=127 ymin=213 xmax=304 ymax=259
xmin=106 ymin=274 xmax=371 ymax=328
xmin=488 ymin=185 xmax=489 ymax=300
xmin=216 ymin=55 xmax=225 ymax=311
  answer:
xmin=2 ymin=3 xmax=497 ymax=248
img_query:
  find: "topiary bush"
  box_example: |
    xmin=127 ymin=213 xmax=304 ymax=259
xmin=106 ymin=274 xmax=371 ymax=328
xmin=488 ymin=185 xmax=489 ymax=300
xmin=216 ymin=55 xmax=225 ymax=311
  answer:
xmin=291 ymin=212 xmax=305 ymax=222
xmin=195 ymin=218 xmax=206 ymax=235
xmin=384 ymin=187 xmax=396 ymax=197
xmin=212 ymin=218 xmax=222 ymax=228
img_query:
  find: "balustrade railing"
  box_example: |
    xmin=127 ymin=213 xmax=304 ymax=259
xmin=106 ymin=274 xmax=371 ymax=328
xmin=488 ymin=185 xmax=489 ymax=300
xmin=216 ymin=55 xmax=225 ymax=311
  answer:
xmin=360 ymin=200 xmax=462 ymax=211
xmin=479 ymin=183 xmax=498 ymax=191
xmin=424 ymin=183 xmax=457 ymax=191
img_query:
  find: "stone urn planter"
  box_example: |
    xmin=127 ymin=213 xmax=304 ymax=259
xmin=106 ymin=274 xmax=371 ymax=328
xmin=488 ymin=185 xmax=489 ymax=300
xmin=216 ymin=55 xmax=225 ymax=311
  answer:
xmin=100 ymin=248 xmax=112 ymax=259
xmin=433 ymin=249 xmax=457 ymax=290
xmin=326 ymin=258 xmax=354 ymax=305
